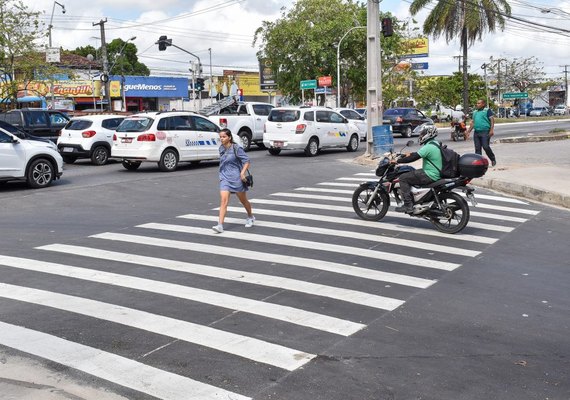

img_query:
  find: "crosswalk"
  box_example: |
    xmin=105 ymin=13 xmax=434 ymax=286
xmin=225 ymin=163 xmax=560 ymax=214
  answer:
xmin=0 ymin=170 xmax=540 ymax=400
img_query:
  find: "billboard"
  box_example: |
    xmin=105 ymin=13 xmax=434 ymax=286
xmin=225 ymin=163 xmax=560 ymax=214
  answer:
xmin=401 ymin=38 xmax=429 ymax=58
xmin=259 ymin=59 xmax=277 ymax=91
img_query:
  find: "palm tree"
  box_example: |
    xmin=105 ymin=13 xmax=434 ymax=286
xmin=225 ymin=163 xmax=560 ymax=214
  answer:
xmin=409 ymin=0 xmax=511 ymax=112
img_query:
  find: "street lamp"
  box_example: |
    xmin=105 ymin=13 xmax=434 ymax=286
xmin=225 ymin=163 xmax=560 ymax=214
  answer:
xmin=48 ymin=1 xmax=66 ymax=48
xmin=208 ymin=48 xmax=213 ymax=98
xmin=108 ymin=36 xmax=136 ymax=112
xmin=86 ymin=54 xmax=96 ymax=110
xmin=336 ymin=26 xmax=365 ymax=108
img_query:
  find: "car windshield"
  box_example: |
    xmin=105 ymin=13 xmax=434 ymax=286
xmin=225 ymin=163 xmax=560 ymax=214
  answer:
xmin=65 ymin=120 xmax=93 ymax=130
xmin=116 ymin=118 xmax=153 ymax=132
xmin=384 ymin=108 xmax=405 ymax=116
xmin=268 ymin=110 xmax=301 ymax=122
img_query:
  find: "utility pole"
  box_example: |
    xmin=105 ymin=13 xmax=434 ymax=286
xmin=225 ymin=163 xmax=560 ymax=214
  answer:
xmin=93 ymin=19 xmax=111 ymax=111
xmin=366 ymin=0 xmax=382 ymax=157
xmin=561 ymin=65 xmax=569 ymax=106
xmin=453 ymin=55 xmax=462 ymax=73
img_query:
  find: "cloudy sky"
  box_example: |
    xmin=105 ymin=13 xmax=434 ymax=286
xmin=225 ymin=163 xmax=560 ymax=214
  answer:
xmin=22 ymin=0 xmax=570 ymax=82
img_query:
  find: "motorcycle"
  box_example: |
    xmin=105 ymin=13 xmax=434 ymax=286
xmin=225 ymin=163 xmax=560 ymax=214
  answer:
xmin=450 ymin=116 xmax=468 ymax=141
xmin=352 ymin=125 xmax=487 ymax=234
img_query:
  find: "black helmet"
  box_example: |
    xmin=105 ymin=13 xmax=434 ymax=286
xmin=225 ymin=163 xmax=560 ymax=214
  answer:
xmin=418 ymin=124 xmax=438 ymax=145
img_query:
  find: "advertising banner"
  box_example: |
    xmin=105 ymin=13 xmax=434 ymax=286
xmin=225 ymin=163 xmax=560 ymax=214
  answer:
xmin=119 ymin=76 xmax=188 ymax=97
xmin=401 ymin=38 xmax=429 ymax=58
xmin=259 ymin=59 xmax=277 ymax=91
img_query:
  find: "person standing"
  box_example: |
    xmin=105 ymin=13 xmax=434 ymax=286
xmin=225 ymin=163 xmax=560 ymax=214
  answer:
xmin=467 ymin=99 xmax=497 ymax=166
xmin=212 ymin=128 xmax=254 ymax=233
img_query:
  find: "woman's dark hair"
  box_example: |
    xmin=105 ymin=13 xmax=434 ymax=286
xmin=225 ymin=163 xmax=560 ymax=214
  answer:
xmin=219 ymin=128 xmax=234 ymax=143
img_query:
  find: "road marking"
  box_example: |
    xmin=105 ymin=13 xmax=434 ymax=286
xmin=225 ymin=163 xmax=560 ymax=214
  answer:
xmin=178 ymin=214 xmax=480 ymax=257
xmin=39 ymin=244 xmax=406 ymax=310
xmin=223 ymin=206 xmax=506 ymax=240
xmin=0 ymin=255 xmax=364 ymax=336
xmin=271 ymin=192 xmax=537 ymax=216
xmin=250 ymin=198 xmax=528 ymax=224
xmin=0 ymin=283 xmax=315 ymax=371
xmin=89 ymin=232 xmax=434 ymax=288
xmin=0 ymin=321 xmax=251 ymax=400
xmin=138 ymin=223 xmax=460 ymax=272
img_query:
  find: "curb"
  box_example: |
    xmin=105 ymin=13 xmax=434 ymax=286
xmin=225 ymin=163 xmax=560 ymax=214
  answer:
xmin=496 ymin=132 xmax=570 ymax=143
xmin=473 ymin=178 xmax=570 ymax=209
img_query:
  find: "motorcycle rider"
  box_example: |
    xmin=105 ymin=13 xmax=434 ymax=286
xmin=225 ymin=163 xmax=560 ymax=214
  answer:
xmin=393 ymin=125 xmax=442 ymax=214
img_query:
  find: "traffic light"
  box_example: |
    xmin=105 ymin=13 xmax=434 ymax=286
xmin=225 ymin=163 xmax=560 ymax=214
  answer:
xmin=195 ymin=78 xmax=205 ymax=91
xmin=158 ymin=35 xmax=172 ymax=51
xmin=381 ymin=18 xmax=393 ymax=37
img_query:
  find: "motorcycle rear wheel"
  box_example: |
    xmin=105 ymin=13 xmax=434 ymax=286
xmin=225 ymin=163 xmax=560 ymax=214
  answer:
xmin=430 ymin=192 xmax=470 ymax=234
xmin=352 ymin=186 xmax=390 ymax=221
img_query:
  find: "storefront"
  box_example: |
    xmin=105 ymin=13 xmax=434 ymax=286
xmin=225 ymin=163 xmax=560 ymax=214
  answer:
xmin=113 ymin=76 xmax=189 ymax=112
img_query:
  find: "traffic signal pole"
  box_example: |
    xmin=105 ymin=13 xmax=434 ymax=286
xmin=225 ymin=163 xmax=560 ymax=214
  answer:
xmin=157 ymin=36 xmax=202 ymax=110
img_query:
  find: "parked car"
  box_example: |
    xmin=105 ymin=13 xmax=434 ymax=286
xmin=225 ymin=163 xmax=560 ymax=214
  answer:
xmin=382 ymin=108 xmax=432 ymax=137
xmin=553 ymin=104 xmax=568 ymax=116
xmin=112 ymin=111 xmax=221 ymax=172
xmin=0 ymin=125 xmax=63 ymax=188
xmin=57 ymin=114 xmax=126 ymax=165
xmin=263 ymin=107 xmax=360 ymax=157
xmin=354 ymin=108 xmax=367 ymax=118
xmin=207 ymin=101 xmax=274 ymax=151
xmin=528 ymin=107 xmax=549 ymax=117
xmin=334 ymin=108 xmax=367 ymax=140
xmin=0 ymin=120 xmax=53 ymax=144
xmin=0 ymin=108 xmax=70 ymax=142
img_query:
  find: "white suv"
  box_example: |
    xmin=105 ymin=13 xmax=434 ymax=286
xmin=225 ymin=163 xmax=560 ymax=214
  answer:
xmin=112 ymin=111 xmax=221 ymax=172
xmin=0 ymin=126 xmax=63 ymax=188
xmin=553 ymin=104 xmax=568 ymax=116
xmin=57 ymin=114 xmax=126 ymax=165
xmin=263 ymin=107 xmax=360 ymax=156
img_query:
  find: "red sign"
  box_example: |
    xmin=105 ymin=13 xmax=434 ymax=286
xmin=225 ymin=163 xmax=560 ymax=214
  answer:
xmin=318 ymin=76 xmax=332 ymax=87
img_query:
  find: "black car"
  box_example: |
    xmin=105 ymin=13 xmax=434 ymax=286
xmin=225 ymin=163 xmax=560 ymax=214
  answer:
xmin=0 ymin=119 xmax=52 ymax=144
xmin=0 ymin=108 xmax=70 ymax=142
xmin=382 ymin=108 xmax=432 ymax=137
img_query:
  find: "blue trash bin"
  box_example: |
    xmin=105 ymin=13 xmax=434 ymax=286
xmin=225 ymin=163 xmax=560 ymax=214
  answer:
xmin=372 ymin=125 xmax=394 ymax=157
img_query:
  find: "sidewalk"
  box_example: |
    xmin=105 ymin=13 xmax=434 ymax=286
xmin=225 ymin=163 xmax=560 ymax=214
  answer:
xmin=354 ymin=132 xmax=570 ymax=209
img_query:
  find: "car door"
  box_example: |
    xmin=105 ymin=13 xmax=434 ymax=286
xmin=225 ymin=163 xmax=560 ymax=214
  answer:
xmin=192 ymin=115 xmax=220 ymax=158
xmin=251 ymin=104 xmax=273 ymax=137
xmin=329 ymin=111 xmax=350 ymax=145
xmin=315 ymin=110 xmax=333 ymax=145
xmin=0 ymin=130 xmax=24 ymax=176
xmin=158 ymin=115 xmax=197 ymax=161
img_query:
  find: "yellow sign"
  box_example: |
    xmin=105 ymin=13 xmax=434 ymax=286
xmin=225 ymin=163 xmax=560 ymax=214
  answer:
xmin=109 ymin=81 xmax=121 ymax=97
xmin=401 ymin=37 xmax=429 ymax=58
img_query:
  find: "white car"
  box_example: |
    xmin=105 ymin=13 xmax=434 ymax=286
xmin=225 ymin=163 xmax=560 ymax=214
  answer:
xmin=553 ymin=105 xmax=568 ymax=116
xmin=0 ymin=125 xmax=63 ymax=188
xmin=112 ymin=111 xmax=222 ymax=172
xmin=263 ymin=107 xmax=360 ymax=156
xmin=57 ymin=114 xmax=126 ymax=165
xmin=334 ymin=107 xmax=367 ymax=140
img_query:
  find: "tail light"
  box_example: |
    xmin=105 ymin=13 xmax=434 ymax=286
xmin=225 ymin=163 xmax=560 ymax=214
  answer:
xmin=219 ymin=118 xmax=227 ymax=128
xmin=82 ymin=130 xmax=97 ymax=138
xmin=137 ymin=133 xmax=156 ymax=142
xmin=295 ymin=124 xmax=306 ymax=134
xmin=396 ymin=117 xmax=403 ymax=123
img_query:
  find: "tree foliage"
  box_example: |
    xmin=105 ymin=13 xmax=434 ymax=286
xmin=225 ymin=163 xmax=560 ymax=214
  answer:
xmin=409 ymin=0 xmax=511 ymax=112
xmin=253 ymin=0 xmax=413 ymax=106
xmin=487 ymin=56 xmax=545 ymax=94
xmin=414 ymin=72 xmax=487 ymax=110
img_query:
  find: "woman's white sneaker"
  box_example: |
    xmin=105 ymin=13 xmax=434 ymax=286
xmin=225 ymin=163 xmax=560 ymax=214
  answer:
xmin=245 ymin=216 xmax=255 ymax=228
xmin=212 ymin=224 xmax=224 ymax=233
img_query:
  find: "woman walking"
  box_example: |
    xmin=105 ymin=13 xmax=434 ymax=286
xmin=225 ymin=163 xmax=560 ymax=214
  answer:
xmin=212 ymin=128 xmax=254 ymax=233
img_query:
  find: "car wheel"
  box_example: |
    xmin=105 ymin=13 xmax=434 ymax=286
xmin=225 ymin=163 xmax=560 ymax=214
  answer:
xmin=158 ymin=149 xmax=178 ymax=172
xmin=304 ymin=137 xmax=319 ymax=157
xmin=26 ymin=158 xmax=54 ymax=189
xmin=238 ymin=131 xmax=252 ymax=151
xmin=268 ymin=148 xmax=281 ymax=156
xmin=122 ymin=160 xmax=141 ymax=171
xmin=402 ymin=126 xmax=412 ymax=138
xmin=91 ymin=145 xmax=110 ymax=165
xmin=346 ymin=134 xmax=359 ymax=152
xmin=62 ymin=155 xmax=77 ymax=164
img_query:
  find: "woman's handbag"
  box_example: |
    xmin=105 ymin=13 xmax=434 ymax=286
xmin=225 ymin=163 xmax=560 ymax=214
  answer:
xmin=233 ymin=144 xmax=253 ymax=188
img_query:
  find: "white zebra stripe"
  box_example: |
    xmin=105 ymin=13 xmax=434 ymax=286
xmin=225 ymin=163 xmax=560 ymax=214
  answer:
xmin=177 ymin=214 xmax=480 ymax=257
xmin=39 ymin=244 xmax=406 ymax=310
xmin=0 ymin=321 xmax=251 ymax=400
xmin=0 ymin=255 xmax=364 ymax=336
xmin=0 ymin=283 xmax=315 ymax=371
xmin=137 ymin=223 xmax=460 ymax=271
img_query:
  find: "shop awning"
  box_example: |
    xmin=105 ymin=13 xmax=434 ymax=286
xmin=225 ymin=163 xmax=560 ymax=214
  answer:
xmin=17 ymin=96 xmax=43 ymax=102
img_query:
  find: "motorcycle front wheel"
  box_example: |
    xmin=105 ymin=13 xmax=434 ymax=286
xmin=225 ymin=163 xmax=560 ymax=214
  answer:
xmin=430 ymin=192 xmax=470 ymax=234
xmin=352 ymin=185 xmax=390 ymax=221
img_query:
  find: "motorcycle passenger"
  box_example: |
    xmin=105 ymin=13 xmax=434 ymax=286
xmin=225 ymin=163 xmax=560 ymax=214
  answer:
xmin=393 ymin=126 xmax=442 ymax=214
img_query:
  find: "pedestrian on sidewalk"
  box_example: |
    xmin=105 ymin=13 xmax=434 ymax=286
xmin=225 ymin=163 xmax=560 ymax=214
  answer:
xmin=467 ymin=99 xmax=497 ymax=166
xmin=212 ymin=128 xmax=255 ymax=234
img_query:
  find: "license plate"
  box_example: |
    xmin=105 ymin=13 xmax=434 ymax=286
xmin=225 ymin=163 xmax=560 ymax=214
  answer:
xmin=121 ymin=138 xmax=133 ymax=143
xmin=274 ymin=141 xmax=283 ymax=148
xmin=62 ymin=147 xmax=74 ymax=152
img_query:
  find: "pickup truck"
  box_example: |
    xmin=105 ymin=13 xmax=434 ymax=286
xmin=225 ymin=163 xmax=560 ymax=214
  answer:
xmin=207 ymin=102 xmax=274 ymax=151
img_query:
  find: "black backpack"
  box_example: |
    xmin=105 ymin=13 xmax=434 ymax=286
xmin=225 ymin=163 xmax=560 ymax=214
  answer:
xmin=427 ymin=141 xmax=460 ymax=178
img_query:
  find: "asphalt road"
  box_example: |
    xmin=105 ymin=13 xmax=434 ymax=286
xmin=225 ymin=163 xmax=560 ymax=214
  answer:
xmin=0 ymin=124 xmax=569 ymax=400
